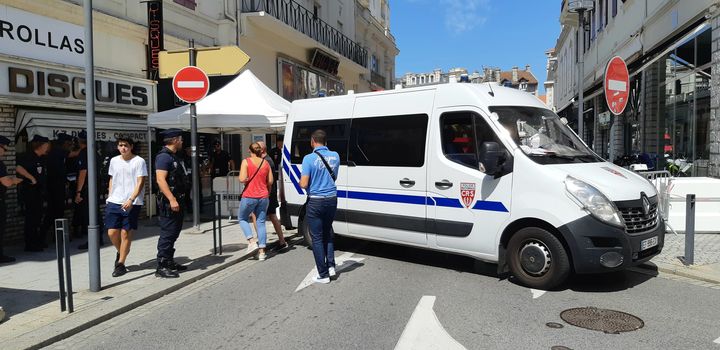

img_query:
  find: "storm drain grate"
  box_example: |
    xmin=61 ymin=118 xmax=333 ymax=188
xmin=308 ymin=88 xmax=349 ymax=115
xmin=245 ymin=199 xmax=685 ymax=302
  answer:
xmin=560 ymin=307 xmax=644 ymax=334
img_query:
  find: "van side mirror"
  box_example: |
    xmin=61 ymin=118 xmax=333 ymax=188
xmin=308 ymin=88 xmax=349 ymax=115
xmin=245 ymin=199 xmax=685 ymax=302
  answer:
xmin=479 ymin=141 xmax=502 ymax=175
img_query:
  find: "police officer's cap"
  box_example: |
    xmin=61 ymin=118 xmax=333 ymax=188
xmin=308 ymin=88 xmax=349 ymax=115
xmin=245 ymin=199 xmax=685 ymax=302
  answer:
xmin=31 ymin=135 xmax=50 ymax=143
xmin=0 ymin=135 xmax=11 ymax=146
xmin=160 ymin=128 xmax=183 ymax=138
xmin=56 ymin=133 xmax=73 ymax=142
xmin=77 ymin=130 xmax=88 ymax=140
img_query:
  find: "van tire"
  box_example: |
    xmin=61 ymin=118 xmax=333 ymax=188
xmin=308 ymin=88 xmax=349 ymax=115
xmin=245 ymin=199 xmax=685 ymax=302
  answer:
xmin=507 ymin=227 xmax=570 ymax=290
xmin=299 ymin=217 xmax=312 ymax=246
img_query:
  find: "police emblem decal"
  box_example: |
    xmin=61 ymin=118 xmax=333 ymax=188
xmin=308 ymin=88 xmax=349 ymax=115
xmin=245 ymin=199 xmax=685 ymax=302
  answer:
xmin=460 ymin=183 xmax=476 ymax=208
xmin=641 ymin=193 xmax=650 ymax=216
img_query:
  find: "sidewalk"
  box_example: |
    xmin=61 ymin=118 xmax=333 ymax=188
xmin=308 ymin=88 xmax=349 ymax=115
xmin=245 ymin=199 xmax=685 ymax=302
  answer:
xmin=0 ymin=217 xmax=295 ymax=350
xmin=638 ymin=233 xmax=720 ymax=284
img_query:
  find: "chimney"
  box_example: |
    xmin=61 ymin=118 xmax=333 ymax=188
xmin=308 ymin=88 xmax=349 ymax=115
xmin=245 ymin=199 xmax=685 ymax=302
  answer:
xmin=512 ymin=66 xmax=519 ymax=82
xmin=525 ymin=64 xmax=531 ymax=71
xmin=494 ymin=68 xmax=501 ymax=82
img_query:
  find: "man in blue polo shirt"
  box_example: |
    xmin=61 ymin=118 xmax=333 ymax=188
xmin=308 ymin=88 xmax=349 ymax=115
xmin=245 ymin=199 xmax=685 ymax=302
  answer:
xmin=300 ymin=129 xmax=340 ymax=284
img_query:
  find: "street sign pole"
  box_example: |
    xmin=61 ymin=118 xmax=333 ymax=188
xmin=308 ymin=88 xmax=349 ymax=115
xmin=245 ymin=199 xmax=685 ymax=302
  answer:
xmin=189 ymin=40 xmax=200 ymax=231
xmin=84 ymin=0 xmax=101 ymax=292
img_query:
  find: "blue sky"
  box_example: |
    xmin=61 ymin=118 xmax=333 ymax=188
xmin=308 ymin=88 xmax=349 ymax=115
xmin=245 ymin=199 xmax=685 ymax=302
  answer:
xmin=391 ymin=0 xmax=560 ymax=94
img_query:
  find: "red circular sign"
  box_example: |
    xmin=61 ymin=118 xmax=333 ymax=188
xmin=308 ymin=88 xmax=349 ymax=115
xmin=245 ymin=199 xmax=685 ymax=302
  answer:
xmin=604 ymin=56 xmax=630 ymax=115
xmin=172 ymin=66 xmax=209 ymax=103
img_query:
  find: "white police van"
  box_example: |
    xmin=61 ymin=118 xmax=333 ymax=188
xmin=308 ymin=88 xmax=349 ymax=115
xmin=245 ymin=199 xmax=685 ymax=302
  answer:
xmin=280 ymin=83 xmax=664 ymax=290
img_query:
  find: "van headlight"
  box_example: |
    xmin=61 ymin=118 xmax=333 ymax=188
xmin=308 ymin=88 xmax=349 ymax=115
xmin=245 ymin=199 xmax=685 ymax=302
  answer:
xmin=565 ymin=176 xmax=624 ymax=228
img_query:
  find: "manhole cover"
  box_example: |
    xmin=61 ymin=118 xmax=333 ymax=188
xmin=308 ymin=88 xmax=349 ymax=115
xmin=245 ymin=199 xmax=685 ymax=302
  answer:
xmin=550 ymin=346 xmax=573 ymax=350
xmin=560 ymin=307 xmax=644 ymax=334
xmin=546 ymin=322 xmax=564 ymax=329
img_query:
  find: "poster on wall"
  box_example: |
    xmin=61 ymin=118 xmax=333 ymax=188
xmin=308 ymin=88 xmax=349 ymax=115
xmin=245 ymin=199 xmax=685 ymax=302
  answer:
xmin=252 ymin=134 xmax=265 ymax=143
xmin=282 ymin=62 xmax=294 ymax=100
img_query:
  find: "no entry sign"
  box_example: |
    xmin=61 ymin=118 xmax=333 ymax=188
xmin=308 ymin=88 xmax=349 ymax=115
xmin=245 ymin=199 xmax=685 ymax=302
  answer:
xmin=604 ymin=56 xmax=629 ymax=115
xmin=172 ymin=66 xmax=209 ymax=103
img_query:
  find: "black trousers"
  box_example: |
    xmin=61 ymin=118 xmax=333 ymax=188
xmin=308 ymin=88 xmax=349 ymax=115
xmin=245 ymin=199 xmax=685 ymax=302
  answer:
xmin=23 ymin=186 xmax=45 ymax=250
xmin=44 ymin=187 xmax=66 ymax=242
xmin=157 ymin=207 xmax=184 ymax=261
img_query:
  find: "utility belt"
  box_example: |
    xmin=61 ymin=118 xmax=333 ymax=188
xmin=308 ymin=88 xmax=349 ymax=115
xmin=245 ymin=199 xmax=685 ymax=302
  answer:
xmin=156 ymin=192 xmax=185 ymax=217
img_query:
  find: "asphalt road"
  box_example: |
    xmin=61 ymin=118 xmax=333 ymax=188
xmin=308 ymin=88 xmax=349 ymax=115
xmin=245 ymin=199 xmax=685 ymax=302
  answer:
xmin=48 ymin=236 xmax=720 ymax=350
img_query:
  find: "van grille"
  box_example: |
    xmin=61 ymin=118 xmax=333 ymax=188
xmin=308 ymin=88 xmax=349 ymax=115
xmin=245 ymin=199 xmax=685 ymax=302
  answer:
xmin=619 ymin=204 xmax=658 ymax=234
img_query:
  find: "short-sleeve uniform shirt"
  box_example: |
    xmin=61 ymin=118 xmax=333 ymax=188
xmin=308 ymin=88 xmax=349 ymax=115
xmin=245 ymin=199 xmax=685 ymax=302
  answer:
xmin=300 ymin=146 xmax=339 ymax=197
xmin=18 ymin=152 xmax=47 ymax=188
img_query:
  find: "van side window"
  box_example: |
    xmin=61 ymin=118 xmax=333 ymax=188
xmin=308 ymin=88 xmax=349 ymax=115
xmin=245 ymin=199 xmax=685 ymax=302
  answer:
xmin=441 ymin=113 xmax=478 ymax=168
xmin=441 ymin=112 xmax=504 ymax=171
xmin=290 ymin=119 xmax=350 ymax=164
xmin=349 ymin=114 xmax=428 ymax=167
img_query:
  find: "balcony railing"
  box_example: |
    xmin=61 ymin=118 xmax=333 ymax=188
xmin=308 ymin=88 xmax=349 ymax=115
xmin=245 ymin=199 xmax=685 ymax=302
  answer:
xmin=371 ymin=71 xmax=386 ymax=88
xmin=242 ymin=0 xmax=368 ymax=68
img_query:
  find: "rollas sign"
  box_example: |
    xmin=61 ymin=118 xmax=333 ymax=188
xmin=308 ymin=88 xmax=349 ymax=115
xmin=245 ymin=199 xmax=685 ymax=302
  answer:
xmin=0 ymin=62 xmax=155 ymax=113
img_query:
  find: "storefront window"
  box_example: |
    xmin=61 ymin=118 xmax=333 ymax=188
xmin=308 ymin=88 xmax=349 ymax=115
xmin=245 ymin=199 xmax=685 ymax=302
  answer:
xmin=278 ymin=59 xmax=344 ymax=101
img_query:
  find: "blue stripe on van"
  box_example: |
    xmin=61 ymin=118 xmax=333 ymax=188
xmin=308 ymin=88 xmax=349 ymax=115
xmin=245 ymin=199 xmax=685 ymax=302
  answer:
xmin=432 ymin=197 xmax=464 ymax=208
xmin=346 ymin=191 xmax=427 ymax=205
xmin=282 ymin=161 xmax=304 ymax=195
xmin=472 ymin=200 xmax=508 ymax=212
xmin=282 ymin=146 xmax=302 ymax=178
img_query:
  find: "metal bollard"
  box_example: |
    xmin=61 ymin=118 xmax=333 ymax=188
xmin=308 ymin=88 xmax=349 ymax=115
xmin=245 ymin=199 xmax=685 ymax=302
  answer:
xmin=681 ymin=194 xmax=695 ymax=266
xmin=54 ymin=219 xmax=73 ymax=313
xmin=217 ymin=193 xmax=223 ymax=255
xmin=212 ymin=193 xmax=218 ymax=255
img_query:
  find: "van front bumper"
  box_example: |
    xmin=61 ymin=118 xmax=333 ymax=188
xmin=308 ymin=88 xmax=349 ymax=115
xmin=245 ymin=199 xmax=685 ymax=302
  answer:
xmin=557 ymin=215 xmax=665 ymax=274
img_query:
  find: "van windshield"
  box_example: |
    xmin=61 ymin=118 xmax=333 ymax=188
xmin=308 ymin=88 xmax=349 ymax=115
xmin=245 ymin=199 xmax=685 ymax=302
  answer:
xmin=490 ymin=106 xmax=602 ymax=164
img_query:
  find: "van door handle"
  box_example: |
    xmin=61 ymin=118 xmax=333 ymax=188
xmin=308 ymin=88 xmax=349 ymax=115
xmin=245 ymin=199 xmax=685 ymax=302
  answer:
xmin=435 ymin=180 xmax=453 ymax=189
xmin=399 ymin=178 xmax=416 ymax=187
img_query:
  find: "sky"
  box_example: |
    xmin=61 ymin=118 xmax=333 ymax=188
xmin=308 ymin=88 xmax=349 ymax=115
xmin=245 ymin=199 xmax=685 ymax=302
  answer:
xmin=391 ymin=0 xmax=561 ymax=94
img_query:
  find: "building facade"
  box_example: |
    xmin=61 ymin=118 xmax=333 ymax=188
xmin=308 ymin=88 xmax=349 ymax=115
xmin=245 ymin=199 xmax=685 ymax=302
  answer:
xmin=544 ymin=48 xmax=557 ymax=110
xmin=554 ymin=0 xmax=720 ymax=178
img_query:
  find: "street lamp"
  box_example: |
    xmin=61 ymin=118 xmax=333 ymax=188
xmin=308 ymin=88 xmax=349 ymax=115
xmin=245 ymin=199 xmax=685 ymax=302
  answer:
xmin=568 ymin=0 xmax=594 ymax=142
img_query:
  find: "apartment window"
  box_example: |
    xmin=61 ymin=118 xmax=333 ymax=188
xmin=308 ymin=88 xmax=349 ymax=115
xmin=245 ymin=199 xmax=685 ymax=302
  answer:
xmin=371 ymin=55 xmax=379 ymax=73
xmin=173 ymin=0 xmax=196 ymax=10
xmin=520 ymin=82 xmax=528 ymax=91
xmin=604 ymin=0 xmax=609 ymax=25
xmin=612 ymin=0 xmax=617 ymax=17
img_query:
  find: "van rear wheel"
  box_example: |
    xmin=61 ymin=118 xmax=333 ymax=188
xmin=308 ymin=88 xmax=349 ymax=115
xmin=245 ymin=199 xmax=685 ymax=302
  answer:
xmin=507 ymin=227 xmax=570 ymax=290
xmin=299 ymin=217 xmax=312 ymax=246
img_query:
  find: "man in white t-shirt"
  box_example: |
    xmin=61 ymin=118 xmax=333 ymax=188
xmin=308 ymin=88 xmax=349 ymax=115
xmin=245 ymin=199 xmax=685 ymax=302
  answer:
xmin=105 ymin=137 xmax=148 ymax=277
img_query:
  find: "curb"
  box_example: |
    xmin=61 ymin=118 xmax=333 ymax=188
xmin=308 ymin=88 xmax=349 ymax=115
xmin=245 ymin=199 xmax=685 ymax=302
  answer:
xmin=636 ymin=261 xmax=720 ymax=285
xmin=17 ymin=233 xmax=298 ymax=350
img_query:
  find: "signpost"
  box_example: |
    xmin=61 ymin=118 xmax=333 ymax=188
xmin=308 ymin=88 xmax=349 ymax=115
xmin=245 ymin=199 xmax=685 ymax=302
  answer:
xmin=604 ymin=56 xmax=630 ymax=116
xmin=160 ymin=46 xmax=250 ymax=78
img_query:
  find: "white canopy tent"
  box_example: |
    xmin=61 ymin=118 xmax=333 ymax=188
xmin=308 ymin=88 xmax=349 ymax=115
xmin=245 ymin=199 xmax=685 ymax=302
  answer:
xmin=147 ymin=69 xmax=290 ymax=133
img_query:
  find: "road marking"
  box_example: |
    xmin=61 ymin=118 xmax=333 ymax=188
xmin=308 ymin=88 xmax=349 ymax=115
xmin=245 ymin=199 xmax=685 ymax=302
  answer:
xmin=531 ymin=289 xmax=546 ymax=299
xmin=177 ymin=81 xmax=206 ymax=88
xmin=395 ymin=296 xmax=466 ymax=350
xmin=294 ymin=252 xmax=364 ymax=292
xmin=714 ymin=336 xmax=720 ymax=344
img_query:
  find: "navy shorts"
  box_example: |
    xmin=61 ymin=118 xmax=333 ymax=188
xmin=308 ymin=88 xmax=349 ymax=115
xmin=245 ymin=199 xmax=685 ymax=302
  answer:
xmin=104 ymin=203 xmax=142 ymax=230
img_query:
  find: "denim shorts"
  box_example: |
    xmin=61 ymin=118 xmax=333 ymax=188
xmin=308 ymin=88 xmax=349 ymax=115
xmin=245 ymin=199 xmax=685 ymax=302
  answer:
xmin=105 ymin=202 xmax=142 ymax=230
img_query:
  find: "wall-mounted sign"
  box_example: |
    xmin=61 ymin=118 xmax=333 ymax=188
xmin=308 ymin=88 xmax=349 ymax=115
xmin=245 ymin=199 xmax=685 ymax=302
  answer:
xmin=310 ymin=48 xmax=339 ymax=75
xmin=146 ymin=1 xmax=164 ymax=81
xmin=0 ymin=61 xmax=155 ymax=113
xmin=598 ymin=111 xmax=612 ymax=126
xmin=0 ymin=4 xmax=85 ymax=67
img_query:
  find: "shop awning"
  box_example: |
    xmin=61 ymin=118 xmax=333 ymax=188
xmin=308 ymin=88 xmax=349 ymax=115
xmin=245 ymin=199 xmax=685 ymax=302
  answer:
xmin=16 ymin=109 xmax=150 ymax=142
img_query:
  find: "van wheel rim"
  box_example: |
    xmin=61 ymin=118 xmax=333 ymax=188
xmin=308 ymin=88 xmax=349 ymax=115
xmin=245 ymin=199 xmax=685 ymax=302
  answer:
xmin=519 ymin=241 xmax=551 ymax=276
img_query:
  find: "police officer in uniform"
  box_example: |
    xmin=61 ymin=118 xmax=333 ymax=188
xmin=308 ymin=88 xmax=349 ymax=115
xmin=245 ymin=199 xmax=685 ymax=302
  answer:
xmin=44 ymin=133 xmax=74 ymax=243
xmin=0 ymin=136 xmax=23 ymax=263
xmin=155 ymin=129 xmax=189 ymax=278
xmin=16 ymin=135 xmax=50 ymax=252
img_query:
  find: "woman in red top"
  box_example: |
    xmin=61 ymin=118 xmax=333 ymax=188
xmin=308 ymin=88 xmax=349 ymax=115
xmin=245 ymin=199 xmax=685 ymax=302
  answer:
xmin=238 ymin=142 xmax=273 ymax=260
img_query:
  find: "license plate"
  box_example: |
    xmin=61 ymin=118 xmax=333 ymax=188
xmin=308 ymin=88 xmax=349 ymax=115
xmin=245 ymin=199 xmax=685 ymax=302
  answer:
xmin=640 ymin=236 xmax=658 ymax=250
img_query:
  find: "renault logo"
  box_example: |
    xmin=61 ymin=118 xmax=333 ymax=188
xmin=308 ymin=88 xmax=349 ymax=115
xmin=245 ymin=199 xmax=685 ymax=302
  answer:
xmin=641 ymin=193 xmax=650 ymax=216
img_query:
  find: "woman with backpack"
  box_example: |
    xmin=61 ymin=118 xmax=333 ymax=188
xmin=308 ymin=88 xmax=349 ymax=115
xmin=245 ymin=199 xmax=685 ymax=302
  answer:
xmin=238 ymin=142 xmax=273 ymax=261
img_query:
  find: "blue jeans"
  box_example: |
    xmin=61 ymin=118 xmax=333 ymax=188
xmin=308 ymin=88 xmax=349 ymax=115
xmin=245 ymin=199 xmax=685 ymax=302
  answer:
xmin=306 ymin=197 xmax=337 ymax=278
xmin=238 ymin=197 xmax=269 ymax=248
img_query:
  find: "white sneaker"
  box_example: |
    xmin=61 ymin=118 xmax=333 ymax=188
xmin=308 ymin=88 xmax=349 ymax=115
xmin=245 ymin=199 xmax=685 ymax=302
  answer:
xmin=312 ymin=275 xmax=330 ymax=284
xmin=328 ymin=267 xmax=336 ymax=277
xmin=258 ymin=253 xmax=267 ymax=261
xmin=246 ymin=242 xmax=258 ymax=254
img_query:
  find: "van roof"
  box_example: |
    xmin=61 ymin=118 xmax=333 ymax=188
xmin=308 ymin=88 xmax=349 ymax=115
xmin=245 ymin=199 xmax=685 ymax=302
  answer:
xmin=290 ymin=83 xmax=548 ymax=111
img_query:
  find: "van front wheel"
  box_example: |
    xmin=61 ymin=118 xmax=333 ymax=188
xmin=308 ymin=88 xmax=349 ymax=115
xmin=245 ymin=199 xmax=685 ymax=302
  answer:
xmin=507 ymin=227 xmax=570 ymax=290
